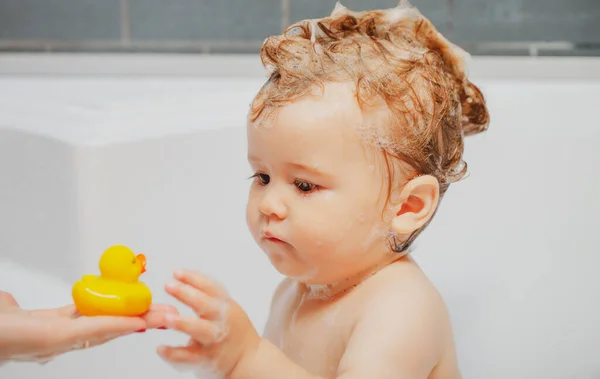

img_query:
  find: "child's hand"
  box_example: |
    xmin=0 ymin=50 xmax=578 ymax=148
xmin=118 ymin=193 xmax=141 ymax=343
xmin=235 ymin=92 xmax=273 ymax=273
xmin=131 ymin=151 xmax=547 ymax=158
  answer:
xmin=158 ymin=269 xmax=261 ymax=377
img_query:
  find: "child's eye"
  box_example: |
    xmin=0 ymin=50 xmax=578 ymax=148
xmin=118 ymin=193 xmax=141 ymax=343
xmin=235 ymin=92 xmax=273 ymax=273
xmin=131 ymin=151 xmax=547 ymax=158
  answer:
xmin=250 ymin=173 xmax=270 ymax=185
xmin=294 ymin=179 xmax=319 ymax=193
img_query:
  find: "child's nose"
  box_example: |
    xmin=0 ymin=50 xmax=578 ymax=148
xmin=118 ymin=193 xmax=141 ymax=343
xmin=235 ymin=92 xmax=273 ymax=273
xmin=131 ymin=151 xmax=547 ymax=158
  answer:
xmin=258 ymin=188 xmax=288 ymax=220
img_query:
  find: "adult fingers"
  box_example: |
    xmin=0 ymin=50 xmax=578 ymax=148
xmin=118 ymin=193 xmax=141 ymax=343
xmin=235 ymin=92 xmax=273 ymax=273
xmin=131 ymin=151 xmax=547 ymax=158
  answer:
xmin=28 ymin=305 xmax=77 ymax=319
xmin=64 ymin=315 xmax=147 ymax=345
xmin=172 ymin=270 xmax=228 ymax=299
xmin=165 ymin=281 xmax=227 ymax=319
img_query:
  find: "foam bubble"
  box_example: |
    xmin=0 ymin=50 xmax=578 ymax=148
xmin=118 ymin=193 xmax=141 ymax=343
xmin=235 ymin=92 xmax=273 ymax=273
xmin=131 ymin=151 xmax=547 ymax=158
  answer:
xmin=330 ymin=2 xmax=348 ymax=17
xmin=306 ymin=283 xmax=336 ymax=300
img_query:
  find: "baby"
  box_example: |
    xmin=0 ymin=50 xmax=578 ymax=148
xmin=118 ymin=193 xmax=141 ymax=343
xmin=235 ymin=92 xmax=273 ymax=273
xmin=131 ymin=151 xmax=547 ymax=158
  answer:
xmin=158 ymin=1 xmax=490 ymax=378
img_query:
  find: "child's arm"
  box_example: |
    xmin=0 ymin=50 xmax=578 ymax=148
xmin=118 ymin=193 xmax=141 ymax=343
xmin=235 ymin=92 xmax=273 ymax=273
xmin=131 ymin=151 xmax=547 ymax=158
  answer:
xmin=160 ymin=269 xmax=449 ymax=379
xmin=231 ymin=338 xmax=321 ymax=379
xmin=231 ymin=281 xmax=448 ymax=379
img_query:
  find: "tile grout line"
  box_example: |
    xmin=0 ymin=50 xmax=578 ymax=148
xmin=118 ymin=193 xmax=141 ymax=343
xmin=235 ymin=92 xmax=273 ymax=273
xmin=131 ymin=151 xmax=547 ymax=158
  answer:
xmin=281 ymin=0 xmax=291 ymax=32
xmin=120 ymin=0 xmax=131 ymax=45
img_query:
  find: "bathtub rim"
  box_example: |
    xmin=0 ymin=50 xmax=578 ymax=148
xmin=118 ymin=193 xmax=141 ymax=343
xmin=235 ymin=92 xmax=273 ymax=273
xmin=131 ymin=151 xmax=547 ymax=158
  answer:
xmin=0 ymin=53 xmax=598 ymax=81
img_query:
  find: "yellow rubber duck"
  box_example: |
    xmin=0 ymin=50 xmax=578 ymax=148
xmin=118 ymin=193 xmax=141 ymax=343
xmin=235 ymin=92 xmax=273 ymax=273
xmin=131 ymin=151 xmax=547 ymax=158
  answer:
xmin=72 ymin=245 xmax=152 ymax=317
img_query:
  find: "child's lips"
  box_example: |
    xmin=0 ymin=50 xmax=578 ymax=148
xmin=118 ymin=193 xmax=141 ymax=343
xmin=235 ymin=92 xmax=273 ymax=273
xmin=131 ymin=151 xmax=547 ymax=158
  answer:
xmin=263 ymin=231 xmax=285 ymax=243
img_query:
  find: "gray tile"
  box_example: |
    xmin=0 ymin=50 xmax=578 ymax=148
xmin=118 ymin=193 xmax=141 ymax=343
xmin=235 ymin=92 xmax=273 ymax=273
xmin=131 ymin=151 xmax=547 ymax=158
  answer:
xmin=0 ymin=0 xmax=121 ymax=40
xmin=289 ymin=0 xmax=397 ymax=22
xmin=129 ymin=0 xmax=282 ymax=41
xmin=289 ymin=0 xmax=449 ymax=34
xmin=452 ymin=0 xmax=600 ymax=44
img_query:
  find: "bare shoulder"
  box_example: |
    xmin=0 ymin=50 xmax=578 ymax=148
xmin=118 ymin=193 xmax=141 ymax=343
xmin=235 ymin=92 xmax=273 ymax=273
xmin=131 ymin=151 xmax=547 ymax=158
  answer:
xmin=337 ymin=258 xmax=459 ymax=379
xmin=365 ymin=257 xmax=450 ymax=319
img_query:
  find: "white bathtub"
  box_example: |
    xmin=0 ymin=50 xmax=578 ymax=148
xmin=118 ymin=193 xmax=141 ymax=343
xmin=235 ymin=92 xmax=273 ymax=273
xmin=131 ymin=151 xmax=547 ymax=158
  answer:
xmin=0 ymin=54 xmax=599 ymax=379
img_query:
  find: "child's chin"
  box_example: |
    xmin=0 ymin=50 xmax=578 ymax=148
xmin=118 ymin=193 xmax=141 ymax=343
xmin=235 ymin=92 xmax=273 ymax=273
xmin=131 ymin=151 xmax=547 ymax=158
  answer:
xmin=277 ymin=264 xmax=320 ymax=283
xmin=265 ymin=254 xmax=311 ymax=279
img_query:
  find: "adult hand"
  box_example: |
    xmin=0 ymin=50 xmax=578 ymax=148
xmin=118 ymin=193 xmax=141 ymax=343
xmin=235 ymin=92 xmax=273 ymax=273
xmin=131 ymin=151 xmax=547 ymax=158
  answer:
xmin=0 ymin=291 xmax=178 ymax=365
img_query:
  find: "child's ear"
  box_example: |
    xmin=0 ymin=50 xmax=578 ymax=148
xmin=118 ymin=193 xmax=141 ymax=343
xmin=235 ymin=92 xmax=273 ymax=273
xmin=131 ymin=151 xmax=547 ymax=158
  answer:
xmin=391 ymin=175 xmax=440 ymax=236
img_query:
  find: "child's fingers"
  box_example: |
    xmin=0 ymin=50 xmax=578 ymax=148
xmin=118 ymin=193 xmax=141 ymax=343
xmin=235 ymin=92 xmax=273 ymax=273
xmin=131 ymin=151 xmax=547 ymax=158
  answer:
xmin=157 ymin=342 xmax=222 ymax=376
xmin=148 ymin=303 xmax=180 ymax=314
xmin=165 ymin=281 xmax=225 ymax=319
xmin=141 ymin=305 xmax=180 ymax=330
xmin=166 ymin=315 xmax=227 ymax=345
xmin=173 ymin=269 xmax=228 ymax=299
xmin=157 ymin=344 xmax=203 ymax=364
xmin=0 ymin=291 xmax=19 ymax=308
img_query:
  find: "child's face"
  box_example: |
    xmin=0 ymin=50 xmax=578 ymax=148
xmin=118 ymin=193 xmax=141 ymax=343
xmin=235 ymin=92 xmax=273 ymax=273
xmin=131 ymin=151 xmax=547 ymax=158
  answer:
xmin=246 ymin=82 xmax=396 ymax=284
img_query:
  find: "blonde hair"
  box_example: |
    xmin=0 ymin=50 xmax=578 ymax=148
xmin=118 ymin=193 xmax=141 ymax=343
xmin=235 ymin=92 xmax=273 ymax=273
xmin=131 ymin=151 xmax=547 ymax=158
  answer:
xmin=249 ymin=1 xmax=490 ymax=251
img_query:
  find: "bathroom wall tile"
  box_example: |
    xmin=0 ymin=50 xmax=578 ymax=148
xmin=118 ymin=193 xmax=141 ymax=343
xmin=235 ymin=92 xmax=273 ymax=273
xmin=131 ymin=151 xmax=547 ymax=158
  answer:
xmin=451 ymin=0 xmax=600 ymax=44
xmin=0 ymin=0 xmax=120 ymax=40
xmin=129 ymin=0 xmax=282 ymax=41
xmin=289 ymin=0 xmax=449 ymax=35
xmin=0 ymin=0 xmax=596 ymax=56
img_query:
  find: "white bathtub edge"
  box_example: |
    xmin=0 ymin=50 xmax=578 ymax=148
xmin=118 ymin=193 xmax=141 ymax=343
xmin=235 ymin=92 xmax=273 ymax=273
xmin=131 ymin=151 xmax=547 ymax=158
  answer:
xmin=0 ymin=53 xmax=599 ymax=81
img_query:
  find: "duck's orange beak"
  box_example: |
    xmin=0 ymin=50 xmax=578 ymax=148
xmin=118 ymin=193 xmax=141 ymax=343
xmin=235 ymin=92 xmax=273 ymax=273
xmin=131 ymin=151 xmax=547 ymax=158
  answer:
xmin=137 ymin=254 xmax=146 ymax=274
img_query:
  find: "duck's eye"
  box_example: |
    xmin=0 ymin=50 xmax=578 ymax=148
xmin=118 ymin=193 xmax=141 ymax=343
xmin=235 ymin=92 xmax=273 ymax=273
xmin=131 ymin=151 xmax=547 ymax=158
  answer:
xmin=131 ymin=258 xmax=136 ymax=264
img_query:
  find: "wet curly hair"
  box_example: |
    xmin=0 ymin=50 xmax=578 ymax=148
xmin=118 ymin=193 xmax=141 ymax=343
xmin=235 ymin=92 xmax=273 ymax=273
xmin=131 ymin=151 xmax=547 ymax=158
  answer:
xmin=249 ymin=1 xmax=490 ymax=252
